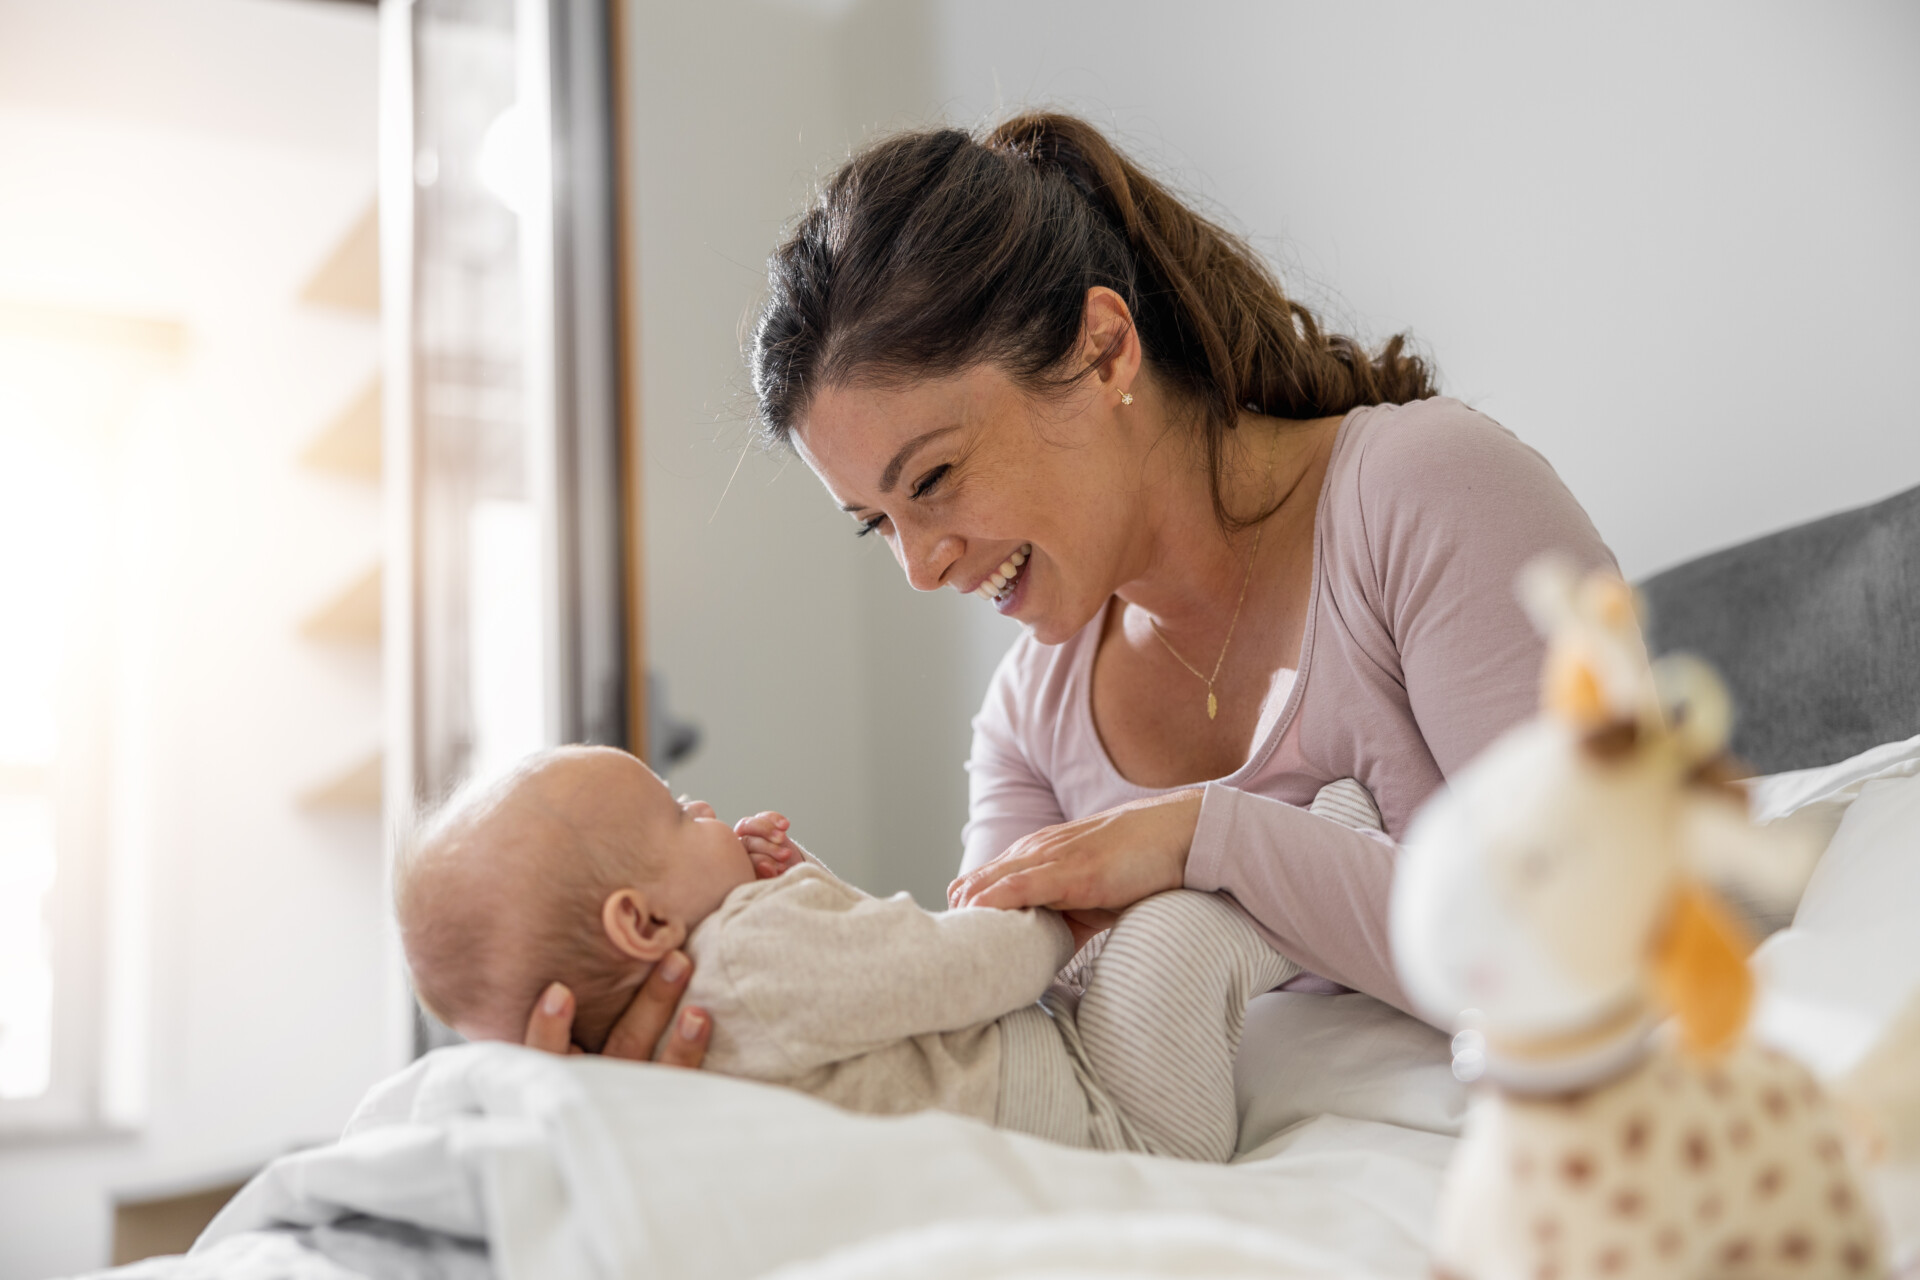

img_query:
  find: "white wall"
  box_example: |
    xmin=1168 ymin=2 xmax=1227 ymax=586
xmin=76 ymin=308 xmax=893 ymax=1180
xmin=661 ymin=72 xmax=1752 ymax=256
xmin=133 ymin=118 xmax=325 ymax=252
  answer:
xmin=920 ymin=0 xmax=1920 ymax=580
xmin=0 ymin=4 xmax=390 ymax=1276
xmin=628 ymin=0 xmax=1023 ymax=904
xmin=626 ymin=0 xmax=882 ymax=889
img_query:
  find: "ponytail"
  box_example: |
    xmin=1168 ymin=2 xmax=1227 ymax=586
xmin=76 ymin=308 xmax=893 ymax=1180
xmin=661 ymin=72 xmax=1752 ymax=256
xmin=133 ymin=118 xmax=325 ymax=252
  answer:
xmin=754 ymin=111 xmax=1436 ymax=528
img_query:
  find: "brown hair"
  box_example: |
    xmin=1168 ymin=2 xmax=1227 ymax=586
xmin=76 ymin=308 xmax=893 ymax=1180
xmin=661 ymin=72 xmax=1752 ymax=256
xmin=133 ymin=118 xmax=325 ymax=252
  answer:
xmin=752 ymin=111 xmax=1437 ymax=526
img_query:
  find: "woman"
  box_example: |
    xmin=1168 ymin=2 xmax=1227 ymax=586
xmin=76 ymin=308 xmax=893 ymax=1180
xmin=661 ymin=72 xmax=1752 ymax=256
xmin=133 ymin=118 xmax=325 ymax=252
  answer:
xmin=526 ymin=109 xmax=1611 ymax=1057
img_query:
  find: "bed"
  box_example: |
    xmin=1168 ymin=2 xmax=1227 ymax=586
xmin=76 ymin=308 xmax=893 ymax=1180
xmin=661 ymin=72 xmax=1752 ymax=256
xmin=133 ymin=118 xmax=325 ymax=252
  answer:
xmin=87 ymin=481 xmax=1920 ymax=1280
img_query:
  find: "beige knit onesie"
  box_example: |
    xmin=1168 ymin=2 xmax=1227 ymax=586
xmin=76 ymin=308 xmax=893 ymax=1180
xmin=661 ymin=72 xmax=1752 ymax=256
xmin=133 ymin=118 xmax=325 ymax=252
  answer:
xmin=665 ymin=862 xmax=1298 ymax=1162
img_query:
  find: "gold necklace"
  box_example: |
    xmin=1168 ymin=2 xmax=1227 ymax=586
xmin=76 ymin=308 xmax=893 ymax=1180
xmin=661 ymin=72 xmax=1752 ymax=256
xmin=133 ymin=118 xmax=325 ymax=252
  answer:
xmin=1147 ymin=441 xmax=1276 ymax=722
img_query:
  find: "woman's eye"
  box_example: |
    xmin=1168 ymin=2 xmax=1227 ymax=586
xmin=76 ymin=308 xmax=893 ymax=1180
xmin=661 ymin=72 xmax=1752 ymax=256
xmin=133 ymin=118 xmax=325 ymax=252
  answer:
xmin=854 ymin=514 xmax=886 ymax=538
xmin=910 ymin=464 xmax=950 ymax=499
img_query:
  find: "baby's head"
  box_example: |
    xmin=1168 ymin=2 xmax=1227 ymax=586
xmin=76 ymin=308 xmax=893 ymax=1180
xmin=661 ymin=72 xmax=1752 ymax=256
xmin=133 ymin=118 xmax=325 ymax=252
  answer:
xmin=394 ymin=745 xmax=754 ymax=1050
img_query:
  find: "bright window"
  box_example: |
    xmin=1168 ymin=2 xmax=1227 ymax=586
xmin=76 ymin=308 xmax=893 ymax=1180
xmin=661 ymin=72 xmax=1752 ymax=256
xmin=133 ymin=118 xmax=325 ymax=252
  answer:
xmin=0 ymin=312 xmax=176 ymax=1130
xmin=0 ymin=796 xmax=56 ymax=1099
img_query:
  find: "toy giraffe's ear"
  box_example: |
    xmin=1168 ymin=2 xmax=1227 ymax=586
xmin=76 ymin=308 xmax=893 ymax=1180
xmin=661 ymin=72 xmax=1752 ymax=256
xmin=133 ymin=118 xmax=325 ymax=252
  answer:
xmin=1543 ymin=647 xmax=1610 ymax=728
xmin=1649 ymin=883 xmax=1755 ymax=1058
xmin=1653 ymin=653 xmax=1734 ymax=767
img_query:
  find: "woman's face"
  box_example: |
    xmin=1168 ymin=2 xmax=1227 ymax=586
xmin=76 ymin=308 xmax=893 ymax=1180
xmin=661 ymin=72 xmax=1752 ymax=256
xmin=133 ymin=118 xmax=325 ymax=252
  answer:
xmin=792 ymin=362 xmax=1149 ymax=645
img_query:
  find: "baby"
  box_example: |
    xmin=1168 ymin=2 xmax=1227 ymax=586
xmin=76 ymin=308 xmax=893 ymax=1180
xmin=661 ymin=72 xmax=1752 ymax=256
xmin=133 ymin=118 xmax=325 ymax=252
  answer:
xmin=395 ymin=745 xmax=1299 ymax=1161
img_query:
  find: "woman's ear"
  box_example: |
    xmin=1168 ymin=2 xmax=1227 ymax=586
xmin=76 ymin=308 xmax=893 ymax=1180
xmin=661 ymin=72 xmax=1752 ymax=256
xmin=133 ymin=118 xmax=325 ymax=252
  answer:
xmin=602 ymin=888 xmax=686 ymax=963
xmin=1079 ymin=286 xmax=1141 ymax=390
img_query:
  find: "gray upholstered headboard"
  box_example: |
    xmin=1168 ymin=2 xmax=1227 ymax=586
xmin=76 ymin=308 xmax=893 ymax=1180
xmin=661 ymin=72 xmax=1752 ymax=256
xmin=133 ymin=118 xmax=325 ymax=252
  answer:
xmin=1637 ymin=482 xmax=1920 ymax=775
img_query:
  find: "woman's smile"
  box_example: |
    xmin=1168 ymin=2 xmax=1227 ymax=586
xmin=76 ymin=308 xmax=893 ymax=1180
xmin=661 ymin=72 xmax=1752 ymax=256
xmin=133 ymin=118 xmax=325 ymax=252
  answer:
xmin=972 ymin=543 xmax=1032 ymax=608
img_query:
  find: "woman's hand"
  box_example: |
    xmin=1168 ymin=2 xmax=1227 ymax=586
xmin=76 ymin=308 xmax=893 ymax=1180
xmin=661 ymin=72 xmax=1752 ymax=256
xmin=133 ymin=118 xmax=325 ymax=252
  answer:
xmin=948 ymin=788 xmax=1205 ymax=919
xmin=521 ymin=955 xmax=712 ymax=1066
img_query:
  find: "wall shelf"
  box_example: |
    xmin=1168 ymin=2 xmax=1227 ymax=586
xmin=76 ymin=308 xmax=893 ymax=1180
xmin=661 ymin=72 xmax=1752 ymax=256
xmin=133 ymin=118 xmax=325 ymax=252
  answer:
xmin=298 ymin=751 xmax=382 ymax=814
xmin=300 ymin=377 xmax=381 ymax=481
xmin=300 ymin=201 xmax=379 ymax=315
xmin=299 ymin=565 xmax=381 ymax=645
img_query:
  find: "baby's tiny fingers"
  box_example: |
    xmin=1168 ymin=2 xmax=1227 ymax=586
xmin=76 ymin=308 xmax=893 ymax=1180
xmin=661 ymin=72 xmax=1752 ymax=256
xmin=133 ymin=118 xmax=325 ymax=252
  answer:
xmin=734 ymin=813 xmax=785 ymax=841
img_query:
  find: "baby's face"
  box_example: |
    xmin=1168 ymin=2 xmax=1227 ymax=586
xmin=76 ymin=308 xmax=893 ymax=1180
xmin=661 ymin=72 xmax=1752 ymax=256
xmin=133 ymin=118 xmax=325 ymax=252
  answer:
xmin=519 ymin=746 xmax=757 ymax=927
xmin=609 ymin=754 xmax=758 ymax=926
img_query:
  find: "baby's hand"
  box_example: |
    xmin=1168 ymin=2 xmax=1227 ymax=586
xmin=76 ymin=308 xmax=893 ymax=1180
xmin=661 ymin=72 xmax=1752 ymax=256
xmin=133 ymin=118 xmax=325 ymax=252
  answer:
xmin=736 ymin=811 xmax=801 ymax=879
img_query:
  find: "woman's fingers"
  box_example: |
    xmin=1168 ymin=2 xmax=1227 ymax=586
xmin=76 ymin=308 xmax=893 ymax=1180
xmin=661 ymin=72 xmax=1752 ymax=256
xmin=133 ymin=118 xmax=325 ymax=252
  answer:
xmin=600 ymin=949 xmax=701 ymax=1064
xmin=952 ymin=831 xmax=1073 ymax=909
xmin=951 ymin=792 xmax=1204 ymax=913
xmin=956 ymin=860 xmax=1057 ymax=911
xmin=948 ymin=860 xmax=1015 ymax=909
xmin=525 ymin=960 xmax=711 ymax=1067
xmin=522 ymin=982 xmax=576 ymax=1054
xmin=971 ymin=861 xmax=1084 ymax=911
xmin=950 ymin=841 xmax=1033 ymax=906
xmin=656 ymin=1006 xmax=711 ymax=1068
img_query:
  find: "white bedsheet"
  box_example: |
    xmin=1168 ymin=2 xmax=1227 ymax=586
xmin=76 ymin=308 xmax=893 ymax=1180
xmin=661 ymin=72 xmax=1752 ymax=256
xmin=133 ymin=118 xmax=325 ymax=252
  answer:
xmin=194 ymin=1040 xmax=1455 ymax=1280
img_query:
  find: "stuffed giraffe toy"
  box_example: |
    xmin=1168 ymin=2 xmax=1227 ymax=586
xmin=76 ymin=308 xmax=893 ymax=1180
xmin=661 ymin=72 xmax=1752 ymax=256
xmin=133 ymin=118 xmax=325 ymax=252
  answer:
xmin=1392 ymin=561 xmax=1891 ymax=1280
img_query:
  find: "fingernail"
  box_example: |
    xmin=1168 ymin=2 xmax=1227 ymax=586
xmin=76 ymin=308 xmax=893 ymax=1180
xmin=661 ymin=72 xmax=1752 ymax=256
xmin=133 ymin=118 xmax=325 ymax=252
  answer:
xmin=777 ymin=816 xmax=789 ymax=828
xmin=679 ymin=1008 xmax=707 ymax=1040
xmin=542 ymin=983 xmax=568 ymax=1016
xmin=660 ymin=952 xmax=690 ymax=984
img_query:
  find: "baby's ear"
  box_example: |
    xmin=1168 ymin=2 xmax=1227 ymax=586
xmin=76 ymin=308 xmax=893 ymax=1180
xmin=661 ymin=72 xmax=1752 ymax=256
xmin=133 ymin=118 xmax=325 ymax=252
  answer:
xmin=602 ymin=888 xmax=684 ymax=962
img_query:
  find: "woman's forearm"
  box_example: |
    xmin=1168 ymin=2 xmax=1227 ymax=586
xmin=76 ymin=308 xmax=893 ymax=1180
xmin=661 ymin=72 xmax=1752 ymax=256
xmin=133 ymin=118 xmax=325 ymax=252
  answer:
xmin=1185 ymin=782 xmax=1412 ymax=1016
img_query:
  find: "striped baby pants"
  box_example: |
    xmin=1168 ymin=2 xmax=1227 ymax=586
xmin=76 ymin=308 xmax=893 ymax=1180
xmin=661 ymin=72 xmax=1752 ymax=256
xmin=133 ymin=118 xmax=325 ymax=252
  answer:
xmin=1056 ymin=889 xmax=1301 ymax=1162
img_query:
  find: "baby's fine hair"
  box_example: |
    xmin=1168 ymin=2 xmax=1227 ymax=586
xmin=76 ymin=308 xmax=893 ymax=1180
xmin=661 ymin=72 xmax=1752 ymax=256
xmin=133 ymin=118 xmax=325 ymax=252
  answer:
xmin=392 ymin=748 xmax=656 ymax=1050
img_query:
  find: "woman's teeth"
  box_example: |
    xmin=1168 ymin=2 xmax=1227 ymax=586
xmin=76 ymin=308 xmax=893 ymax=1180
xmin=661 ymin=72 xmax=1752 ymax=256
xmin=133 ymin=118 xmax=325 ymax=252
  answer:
xmin=975 ymin=545 xmax=1031 ymax=603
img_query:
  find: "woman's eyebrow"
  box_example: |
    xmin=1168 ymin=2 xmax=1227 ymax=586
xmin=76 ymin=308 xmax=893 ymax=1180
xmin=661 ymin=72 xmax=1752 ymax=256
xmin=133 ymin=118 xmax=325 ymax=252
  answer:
xmin=877 ymin=425 xmax=960 ymax=493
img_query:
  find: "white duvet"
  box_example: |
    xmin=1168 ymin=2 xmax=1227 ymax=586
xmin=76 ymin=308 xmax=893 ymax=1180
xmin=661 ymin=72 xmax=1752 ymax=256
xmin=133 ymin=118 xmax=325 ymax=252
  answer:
xmin=187 ymin=991 xmax=1461 ymax=1280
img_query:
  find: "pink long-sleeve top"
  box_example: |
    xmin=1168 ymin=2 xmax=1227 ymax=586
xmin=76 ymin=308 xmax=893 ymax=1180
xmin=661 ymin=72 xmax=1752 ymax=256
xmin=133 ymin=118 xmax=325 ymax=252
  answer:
xmin=959 ymin=396 xmax=1616 ymax=1016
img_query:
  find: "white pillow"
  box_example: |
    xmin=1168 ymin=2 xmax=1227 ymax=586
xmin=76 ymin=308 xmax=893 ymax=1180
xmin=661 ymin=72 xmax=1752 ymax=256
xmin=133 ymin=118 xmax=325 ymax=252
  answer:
xmin=1752 ymin=769 xmax=1920 ymax=1078
xmin=1744 ymin=731 xmax=1920 ymax=843
xmin=1750 ymin=769 xmax=1920 ymax=1263
xmin=1727 ymin=733 xmax=1920 ymax=932
xmin=1234 ymin=991 xmax=1465 ymax=1155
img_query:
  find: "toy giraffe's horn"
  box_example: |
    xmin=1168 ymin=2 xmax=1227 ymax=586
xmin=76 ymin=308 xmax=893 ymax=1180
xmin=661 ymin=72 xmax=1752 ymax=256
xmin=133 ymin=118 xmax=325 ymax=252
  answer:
xmin=1519 ymin=558 xmax=1660 ymax=734
xmin=1518 ymin=556 xmax=1581 ymax=638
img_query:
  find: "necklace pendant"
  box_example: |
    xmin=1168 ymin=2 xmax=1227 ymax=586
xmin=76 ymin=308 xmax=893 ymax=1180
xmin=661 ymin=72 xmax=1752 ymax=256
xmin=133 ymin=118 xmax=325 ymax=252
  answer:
xmin=1207 ymin=691 xmax=1218 ymax=720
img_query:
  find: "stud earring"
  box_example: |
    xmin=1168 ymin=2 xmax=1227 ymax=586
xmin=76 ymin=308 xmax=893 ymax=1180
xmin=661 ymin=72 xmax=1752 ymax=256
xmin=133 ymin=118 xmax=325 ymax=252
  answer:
xmin=1118 ymin=390 xmax=1134 ymax=406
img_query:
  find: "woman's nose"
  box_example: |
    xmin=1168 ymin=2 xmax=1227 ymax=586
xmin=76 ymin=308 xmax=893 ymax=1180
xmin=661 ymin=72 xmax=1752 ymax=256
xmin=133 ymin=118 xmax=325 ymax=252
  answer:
xmin=894 ymin=526 xmax=962 ymax=592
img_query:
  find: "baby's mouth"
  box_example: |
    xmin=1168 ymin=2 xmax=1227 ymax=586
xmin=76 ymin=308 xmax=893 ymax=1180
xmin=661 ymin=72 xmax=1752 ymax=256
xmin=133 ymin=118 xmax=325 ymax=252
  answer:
xmin=972 ymin=544 xmax=1031 ymax=604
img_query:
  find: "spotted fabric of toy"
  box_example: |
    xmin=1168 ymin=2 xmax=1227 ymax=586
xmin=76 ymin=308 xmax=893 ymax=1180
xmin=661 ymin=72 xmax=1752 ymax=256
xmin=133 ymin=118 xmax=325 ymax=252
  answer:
xmin=1434 ymin=1038 xmax=1884 ymax=1279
